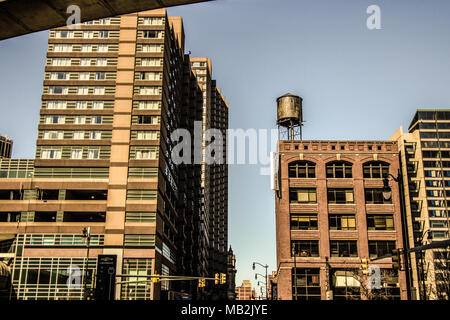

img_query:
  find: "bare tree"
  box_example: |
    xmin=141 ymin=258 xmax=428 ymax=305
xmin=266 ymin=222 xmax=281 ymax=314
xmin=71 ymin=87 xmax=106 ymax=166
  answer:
xmin=428 ymin=250 xmax=450 ymax=300
xmin=347 ymin=269 xmax=401 ymax=300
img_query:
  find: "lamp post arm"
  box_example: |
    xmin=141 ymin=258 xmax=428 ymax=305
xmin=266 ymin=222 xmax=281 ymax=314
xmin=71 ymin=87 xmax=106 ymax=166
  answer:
xmin=253 ymin=262 xmax=268 ymax=269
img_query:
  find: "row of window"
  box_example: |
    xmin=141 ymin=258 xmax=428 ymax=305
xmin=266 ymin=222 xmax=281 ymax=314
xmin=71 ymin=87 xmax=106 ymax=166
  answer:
xmin=0 ymin=188 xmax=159 ymax=202
xmin=4 ymin=233 xmax=154 ymax=247
xmin=46 ymin=86 xmax=112 ymax=95
xmin=49 ymin=57 xmax=163 ymax=67
xmin=41 ymin=114 xmax=108 ymax=123
xmin=291 ymin=240 xmax=396 ymax=258
xmin=422 ymin=150 xmax=450 ymax=158
xmin=41 ymin=100 xmax=160 ymax=110
xmin=38 ymin=147 xmax=158 ymax=160
xmin=0 ymin=211 xmax=156 ymax=223
xmin=421 ymin=140 xmax=450 ymax=148
xmin=40 ymin=148 xmax=103 ymax=160
xmin=0 ymin=166 xmax=159 ymax=180
xmin=53 ymin=30 xmax=115 ymax=39
xmin=39 ymin=130 xmax=159 ymax=141
xmin=289 ymin=160 xmax=390 ymax=179
xmin=41 ymin=115 xmax=160 ymax=126
xmin=49 ymin=58 xmax=113 ymax=66
xmin=51 ymin=44 xmax=115 ymax=52
xmin=424 ymin=170 xmax=450 ymax=177
xmin=290 ymin=214 xmax=394 ymax=231
xmin=40 ymin=130 xmax=108 ymax=140
xmin=290 ymin=188 xmax=392 ymax=204
xmin=44 ymin=114 xmax=106 ymax=123
xmin=47 ymin=71 xmax=113 ymax=80
xmin=420 ymin=132 xmax=450 ymax=140
xmin=139 ymin=30 xmax=164 ymax=39
xmin=47 ymin=71 xmax=162 ymax=82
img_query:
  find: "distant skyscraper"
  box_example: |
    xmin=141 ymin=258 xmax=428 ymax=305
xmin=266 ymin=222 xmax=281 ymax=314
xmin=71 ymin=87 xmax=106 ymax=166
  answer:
xmin=0 ymin=135 xmax=13 ymax=159
xmin=391 ymin=109 xmax=450 ymax=300
xmin=190 ymin=58 xmax=229 ymax=299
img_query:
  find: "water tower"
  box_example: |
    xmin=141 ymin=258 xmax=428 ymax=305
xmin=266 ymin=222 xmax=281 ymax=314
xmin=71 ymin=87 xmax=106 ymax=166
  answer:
xmin=276 ymin=93 xmax=303 ymax=141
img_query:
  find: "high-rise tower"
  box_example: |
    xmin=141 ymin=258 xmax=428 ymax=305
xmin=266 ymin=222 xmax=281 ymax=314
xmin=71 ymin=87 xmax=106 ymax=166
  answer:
xmin=0 ymin=9 xmax=228 ymax=300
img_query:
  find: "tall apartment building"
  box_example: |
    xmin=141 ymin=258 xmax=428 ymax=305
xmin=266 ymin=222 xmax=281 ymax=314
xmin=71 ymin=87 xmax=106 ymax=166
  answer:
xmin=391 ymin=109 xmax=450 ymax=300
xmin=274 ymin=138 xmax=408 ymax=300
xmin=0 ymin=135 xmax=13 ymax=159
xmin=190 ymin=58 xmax=229 ymax=299
xmin=0 ymin=9 xmax=228 ymax=300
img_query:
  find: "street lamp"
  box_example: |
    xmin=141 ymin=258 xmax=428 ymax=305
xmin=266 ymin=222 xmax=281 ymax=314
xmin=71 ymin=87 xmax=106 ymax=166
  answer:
xmin=255 ymin=273 xmax=267 ymax=299
xmin=252 ymin=262 xmax=268 ymax=300
xmin=383 ymin=171 xmax=413 ymax=300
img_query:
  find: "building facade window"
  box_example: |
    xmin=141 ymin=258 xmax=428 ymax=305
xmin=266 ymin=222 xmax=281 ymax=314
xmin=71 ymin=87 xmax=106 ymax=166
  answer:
xmin=49 ymin=86 xmax=68 ymax=95
xmin=121 ymin=258 xmax=152 ymax=300
xmin=327 ymin=188 xmax=354 ymax=204
xmin=330 ymin=240 xmax=358 ymax=257
xmin=326 ymin=161 xmax=353 ymax=178
xmin=71 ymin=149 xmax=83 ymax=159
xmin=291 ymin=240 xmax=319 ymax=257
xmin=365 ymin=189 xmax=392 ymax=204
xmin=331 ymin=269 xmax=361 ymax=300
xmin=363 ymin=161 xmax=390 ymax=178
xmin=46 ymin=101 xmax=66 ymax=109
xmin=288 ymin=161 xmax=316 ymax=178
xmin=291 ymin=268 xmax=321 ymax=301
xmin=367 ymin=215 xmax=394 ymax=230
xmin=87 ymin=149 xmax=100 ymax=159
xmin=289 ymin=188 xmax=317 ymax=204
xmin=92 ymin=101 xmax=104 ymax=109
xmin=76 ymin=101 xmax=88 ymax=109
xmin=142 ymin=30 xmax=163 ymax=39
xmin=142 ymin=17 xmax=164 ymax=25
xmin=41 ymin=149 xmax=62 ymax=159
xmin=290 ymin=214 xmax=318 ymax=230
xmin=329 ymin=214 xmax=356 ymax=230
xmin=368 ymin=240 xmax=396 ymax=258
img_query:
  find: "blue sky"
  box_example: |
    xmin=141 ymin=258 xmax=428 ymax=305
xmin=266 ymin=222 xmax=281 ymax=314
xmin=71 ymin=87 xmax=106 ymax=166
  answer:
xmin=1 ymin=0 xmax=450 ymax=296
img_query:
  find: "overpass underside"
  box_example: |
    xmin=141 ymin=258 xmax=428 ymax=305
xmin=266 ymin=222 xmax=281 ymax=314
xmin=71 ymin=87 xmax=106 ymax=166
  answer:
xmin=0 ymin=0 xmax=211 ymax=40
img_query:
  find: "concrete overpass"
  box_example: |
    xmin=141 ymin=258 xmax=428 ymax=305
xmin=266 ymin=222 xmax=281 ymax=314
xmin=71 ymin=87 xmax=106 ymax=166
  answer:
xmin=0 ymin=0 xmax=212 ymax=40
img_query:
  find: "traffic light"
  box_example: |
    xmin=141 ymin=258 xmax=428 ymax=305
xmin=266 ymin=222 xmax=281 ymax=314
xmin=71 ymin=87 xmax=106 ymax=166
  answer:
xmin=392 ymin=249 xmax=401 ymax=270
xmin=215 ymin=273 xmax=220 ymax=285
xmin=361 ymin=258 xmax=369 ymax=275
xmin=152 ymin=274 xmax=160 ymax=283
xmin=84 ymin=288 xmax=95 ymax=300
xmin=198 ymin=278 xmax=206 ymax=288
xmin=220 ymin=273 xmax=227 ymax=284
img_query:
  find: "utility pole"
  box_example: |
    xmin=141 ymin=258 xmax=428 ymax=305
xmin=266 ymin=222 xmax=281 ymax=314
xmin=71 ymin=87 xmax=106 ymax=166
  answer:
xmin=82 ymin=227 xmax=91 ymax=299
xmin=253 ymin=262 xmax=268 ymax=300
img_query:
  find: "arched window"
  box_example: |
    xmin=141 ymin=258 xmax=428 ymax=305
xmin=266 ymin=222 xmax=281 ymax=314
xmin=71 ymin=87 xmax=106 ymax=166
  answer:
xmin=288 ymin=161 xmax=316 ymax=178
xmin=363 ymin=161 xmax=390 ymax=178
xmin=326 ymin=161 xmax=352 ymax=178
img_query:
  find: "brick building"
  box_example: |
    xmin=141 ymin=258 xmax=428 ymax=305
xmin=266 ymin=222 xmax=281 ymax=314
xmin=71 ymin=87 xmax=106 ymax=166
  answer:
xmin=274 ymin=139 xmax=408 ymax=300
